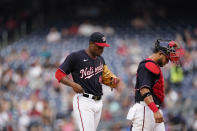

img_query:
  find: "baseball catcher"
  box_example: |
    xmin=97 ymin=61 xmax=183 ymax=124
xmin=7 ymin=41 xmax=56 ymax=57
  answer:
xmin=127 ymin=39 xmax=184 ymax=131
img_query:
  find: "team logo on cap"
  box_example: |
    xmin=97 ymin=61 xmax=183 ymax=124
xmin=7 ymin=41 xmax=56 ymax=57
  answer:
xmin=102 ymin=37 xmax=106 ymax=42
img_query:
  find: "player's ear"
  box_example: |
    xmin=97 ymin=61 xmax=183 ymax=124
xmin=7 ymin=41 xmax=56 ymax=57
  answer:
xmin=157 ymin=52 xmax=163 ymax=59
xmin=158 ymin=52 xmax=163 ymax=56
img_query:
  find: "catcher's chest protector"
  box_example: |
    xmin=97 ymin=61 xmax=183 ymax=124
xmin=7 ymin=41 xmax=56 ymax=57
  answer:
xmin=144 ymin=60 xmax=165 ymax=103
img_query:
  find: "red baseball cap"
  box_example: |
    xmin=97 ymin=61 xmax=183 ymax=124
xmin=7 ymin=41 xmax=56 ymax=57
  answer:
xmin=89 ymin=32 xmax=110 ymax=47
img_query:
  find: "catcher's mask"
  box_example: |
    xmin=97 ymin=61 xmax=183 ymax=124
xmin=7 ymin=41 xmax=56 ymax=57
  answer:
xmin=155 ymin=39 xmax=184 ymax=64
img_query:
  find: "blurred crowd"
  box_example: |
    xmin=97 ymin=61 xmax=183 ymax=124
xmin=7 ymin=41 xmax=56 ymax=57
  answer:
xmin=0 ymin=20 xmax=197 ymax=131
xmin=0 ymin=8 xmax=45 ymax=47
xmin=0 ymin=0 xmax=197 ymax=130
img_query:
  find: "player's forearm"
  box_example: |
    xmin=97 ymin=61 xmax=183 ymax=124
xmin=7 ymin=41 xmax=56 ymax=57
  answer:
xmin=140 ymin=87 xmax=154 ymax=103
xmin=55 ymin=68 xmax=76 ymax=87
xmin=60 ymin=76 xmax=77 ymax=88
xmin=140 ymin=87 xmax=159 ymax=112
xmin=143 ymin=95 xmax=154 ymax=104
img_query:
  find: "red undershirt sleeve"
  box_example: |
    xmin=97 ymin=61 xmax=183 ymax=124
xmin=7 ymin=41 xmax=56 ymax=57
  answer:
xmin=55 ymin=68 xmax=67 ymax=82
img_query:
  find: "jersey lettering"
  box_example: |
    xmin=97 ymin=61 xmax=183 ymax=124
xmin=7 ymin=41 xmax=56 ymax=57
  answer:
xmin=80 ymin=63 xmax=103 ymax=79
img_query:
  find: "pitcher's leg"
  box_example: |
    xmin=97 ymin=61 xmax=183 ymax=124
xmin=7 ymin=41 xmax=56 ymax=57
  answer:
xmin=94 ymin=102 xmax=103 ymax=130
xmin=73 ymin=95 xmax=95 ymax=131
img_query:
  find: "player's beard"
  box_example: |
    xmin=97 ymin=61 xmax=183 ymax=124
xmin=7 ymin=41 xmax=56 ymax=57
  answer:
xmin=93 ymin=51 xmax=102 ymax=56
xmin=91 ymin=52 xmax=101 ymax=58
xmin=157 ymin=58 xmax=163 ymax=67
xmin=92 ymin=52 xmax=100 ymax=57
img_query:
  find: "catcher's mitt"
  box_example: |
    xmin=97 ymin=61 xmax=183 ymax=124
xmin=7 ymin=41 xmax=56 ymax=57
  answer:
xmin=102 ymin=65 xmax=118 ymax=88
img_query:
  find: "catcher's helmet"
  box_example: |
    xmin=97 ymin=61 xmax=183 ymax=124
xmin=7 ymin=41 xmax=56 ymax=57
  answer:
xmin=155 ymin=39 xmax=184 ymax=63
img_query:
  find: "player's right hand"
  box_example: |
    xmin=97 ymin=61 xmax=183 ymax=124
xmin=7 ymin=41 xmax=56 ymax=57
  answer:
xmin=153 ymin=110 xmax=164 ymax=123
xmin=72 ymin=83 xmax=84 ymax=93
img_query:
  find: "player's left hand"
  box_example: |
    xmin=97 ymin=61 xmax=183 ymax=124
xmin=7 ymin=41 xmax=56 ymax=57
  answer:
xmin=112 ymin=77 xmax=120 ymax=88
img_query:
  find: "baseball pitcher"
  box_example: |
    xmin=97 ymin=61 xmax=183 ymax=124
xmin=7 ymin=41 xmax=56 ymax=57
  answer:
xmin=55 ymin=32 xmax=120 ymax=131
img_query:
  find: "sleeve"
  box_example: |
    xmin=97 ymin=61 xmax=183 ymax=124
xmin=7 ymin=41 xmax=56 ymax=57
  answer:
xmin=59 ymin=53 xmax=76 ymax=75
xmin=137 ymin=65 xmax=156 ymax=90
xmin=55 ymin=68 xmax=66 ymax=82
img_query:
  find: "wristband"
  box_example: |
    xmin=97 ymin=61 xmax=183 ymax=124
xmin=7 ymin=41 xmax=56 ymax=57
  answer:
xmin=148 ymin=102 xmax=159 ymax=113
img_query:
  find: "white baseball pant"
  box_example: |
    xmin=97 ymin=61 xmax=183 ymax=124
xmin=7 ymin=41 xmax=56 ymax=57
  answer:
xmin=127 ymin=102 xmax=165 ymax=131
xmin=73 ymin=94 xmax=103 ymax=131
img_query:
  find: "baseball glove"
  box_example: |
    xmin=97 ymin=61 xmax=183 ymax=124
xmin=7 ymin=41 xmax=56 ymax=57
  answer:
xmin=102 ymin=65 xmax=118 ymax=88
